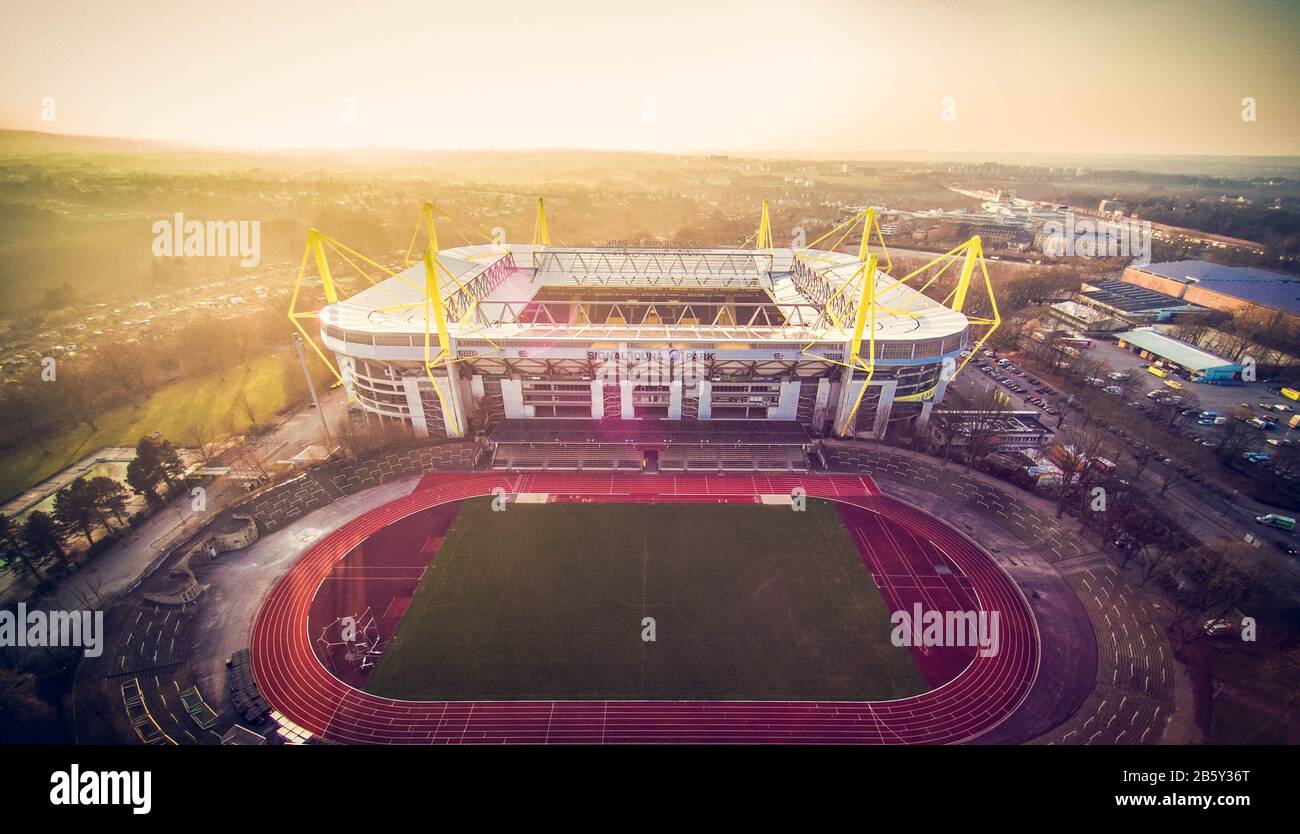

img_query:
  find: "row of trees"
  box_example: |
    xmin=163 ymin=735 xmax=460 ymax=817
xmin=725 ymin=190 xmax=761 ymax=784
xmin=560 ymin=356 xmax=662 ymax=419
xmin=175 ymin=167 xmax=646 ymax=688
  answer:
xmin=929 ymin=383 xmax=1260 ymax=650
xmin=979 ymin=319 xmax=1281 ymax=646
xmin=0 ymin=436 xmax=187 ymax=584
xmin=1168 ymin=307 xmax=1300 ymax=375
xmin=0 ymin=510 xmax=71 ymax=581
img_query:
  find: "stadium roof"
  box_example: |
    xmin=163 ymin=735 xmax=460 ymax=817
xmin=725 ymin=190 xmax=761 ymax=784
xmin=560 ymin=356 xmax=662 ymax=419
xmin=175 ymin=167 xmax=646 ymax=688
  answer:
xmin=1115 ymin=327 xmax=1241 ymax=372
xmin=320 ymin=243 xmax=970 ymax=344
xmin=1132 ymin=261 xmax=1300 ymax=316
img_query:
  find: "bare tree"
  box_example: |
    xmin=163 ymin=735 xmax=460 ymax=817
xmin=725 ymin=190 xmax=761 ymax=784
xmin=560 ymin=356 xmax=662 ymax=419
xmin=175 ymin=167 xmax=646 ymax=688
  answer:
xmin=234 ymin=390 xmax=258 ymax=429
xmin=184 ymin=422 xmax=220 ymax=462
xmin=1050 ymin=424 xmax=1118 ymax=518
xmin=1213 ymin=413 xmax=1256 ymax=463
xmin=1165 ymin=543 xmax=1257 ymax=648
xmin=53 ymin=360 xmax=101 ymax=432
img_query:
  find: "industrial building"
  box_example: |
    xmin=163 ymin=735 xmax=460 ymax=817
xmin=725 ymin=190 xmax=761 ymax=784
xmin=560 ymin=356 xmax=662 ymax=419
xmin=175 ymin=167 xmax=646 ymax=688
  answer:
xmin=1076 ymin=278 xmax=1204 ymax=324
xmin=1113 ymin=327 xmax=1244 ymax=382
xmin=1049 ymin=278 xmax=1206 ymax=334
xmin=1120 ymin=261 xmax=1300 ymax=327
xmin=930 ymin=410 xmax=1054 ymax=452
xmin=1047 ymin=300 xmax=1127 ymax=334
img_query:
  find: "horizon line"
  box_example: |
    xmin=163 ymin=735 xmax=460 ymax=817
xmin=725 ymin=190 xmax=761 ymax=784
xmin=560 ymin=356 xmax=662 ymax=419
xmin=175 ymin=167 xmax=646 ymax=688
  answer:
xmin=2 ymin=127 xmax=1298 ymax=164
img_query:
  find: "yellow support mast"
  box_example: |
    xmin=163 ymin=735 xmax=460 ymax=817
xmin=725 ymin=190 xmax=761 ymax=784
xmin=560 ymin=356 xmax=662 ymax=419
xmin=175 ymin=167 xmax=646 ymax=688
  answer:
xmin=307 ymin=229 xmax=338 ymax=304
xmin=533 ymin=198 xmax=550 ymax=246
xmin=950 ymin=235 xmax=981 ymax=313
xmin=287 ymin=204 xmax=501 ymax=438
xmin=828 ymin=216 xmax=1000 ymax=435
xmin=837 ymin=253 xmax=879 ymax=436
xmin=422 ymin=201 xmax=440 ymax=255
xmin=421 ymin=248 xmax=462 ymax=437
xmin=756 ymin=200 xmax=774 ymax=249
xmin=927 ymin=235 xmax=999 ymax=377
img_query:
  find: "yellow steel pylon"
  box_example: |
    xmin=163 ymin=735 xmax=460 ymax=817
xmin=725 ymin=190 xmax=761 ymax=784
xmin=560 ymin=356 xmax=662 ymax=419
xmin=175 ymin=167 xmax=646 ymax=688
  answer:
xmin=308 ymin=229 xmax=338 ymax=304
xmin=533 ymin=198 xmax=550 ymax=246
xmin=756 ymin=200 xmax=774 ymax=248
xmin=837 ymin=253 xmax=879 ymax=436
xmin=420 ymin=248 xmax=462 ymax=437
xmin=825 ymin=222 xmax=998 ymax=434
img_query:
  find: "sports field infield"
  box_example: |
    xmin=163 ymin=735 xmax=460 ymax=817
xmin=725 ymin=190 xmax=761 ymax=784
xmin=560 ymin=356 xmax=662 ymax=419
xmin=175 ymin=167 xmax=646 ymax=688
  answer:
xmin=363 ymin=497 xmax=927 ymax=702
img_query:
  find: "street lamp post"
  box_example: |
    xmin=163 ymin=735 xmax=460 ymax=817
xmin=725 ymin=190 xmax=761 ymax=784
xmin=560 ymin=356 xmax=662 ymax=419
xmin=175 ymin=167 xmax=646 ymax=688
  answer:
xmin=293 ymin=333 xmax=333 ymax=450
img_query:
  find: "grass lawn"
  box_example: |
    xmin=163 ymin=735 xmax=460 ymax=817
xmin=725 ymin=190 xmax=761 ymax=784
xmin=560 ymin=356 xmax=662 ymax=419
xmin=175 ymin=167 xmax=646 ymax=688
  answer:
xmin=0 ymin=353 xmax=292 ymax=503
xmin=1209 ymin=696 xmax=1291 ymax=745
xmin=365 ymin=498 xmax=927 ymax=702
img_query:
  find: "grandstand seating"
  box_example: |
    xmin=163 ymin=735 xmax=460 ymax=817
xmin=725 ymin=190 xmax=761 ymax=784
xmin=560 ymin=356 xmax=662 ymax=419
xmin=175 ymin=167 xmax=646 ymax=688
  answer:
xmin=659 ymin=445 xmax=808 ymax=473
xmin=491 ymin=443 xmax=642 ymax=472
xmin=488 ymin=418 xmax=811 ymax=474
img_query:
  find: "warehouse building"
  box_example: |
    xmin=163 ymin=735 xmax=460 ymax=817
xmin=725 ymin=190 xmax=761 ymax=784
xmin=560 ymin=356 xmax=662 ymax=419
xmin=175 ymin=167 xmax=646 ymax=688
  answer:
xmin=1120 ymin=261 xmax=1300 ymax=327
xmin=1076 ymin=278 xmax=1204 ymax=324
xmin=1113 ymin=327 xmax=1244 ymax=382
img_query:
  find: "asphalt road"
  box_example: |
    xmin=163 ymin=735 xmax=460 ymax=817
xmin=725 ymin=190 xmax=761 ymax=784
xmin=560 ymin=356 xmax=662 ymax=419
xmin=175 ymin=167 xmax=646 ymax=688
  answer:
xmin=950 ymin=345 xmax=1300 ymax=593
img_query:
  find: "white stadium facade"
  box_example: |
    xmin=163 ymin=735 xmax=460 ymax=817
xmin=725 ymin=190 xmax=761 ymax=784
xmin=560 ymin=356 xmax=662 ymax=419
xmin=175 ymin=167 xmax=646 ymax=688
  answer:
xmin=302 ymin=203 xmax=994 ymax=470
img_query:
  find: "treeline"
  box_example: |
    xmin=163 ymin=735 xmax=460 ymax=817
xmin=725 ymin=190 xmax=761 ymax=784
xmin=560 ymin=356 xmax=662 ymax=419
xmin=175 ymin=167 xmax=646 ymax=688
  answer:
xmin=0 ymin=436 xmax=184 ymax=585
xmin=1139 ymin=200 xmax=1300 ymax=256
xmin=1167 ymin=308 xmax=1300 ymax=374
xmin=892 ymin=259 xmax=1085 ymax=322
xmin=0 ymin=307 xmax=314 ymax=455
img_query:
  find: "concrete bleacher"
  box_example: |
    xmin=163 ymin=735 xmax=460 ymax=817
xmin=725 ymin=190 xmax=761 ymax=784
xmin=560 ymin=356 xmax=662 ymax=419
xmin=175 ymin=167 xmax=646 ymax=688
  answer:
xmin=659 ymin=445 xmax=808 ymax=473
xmin=491 ymin=443 xmax=643 ymax=472
xmin=489 ymin=419 xmax=811 ymax=474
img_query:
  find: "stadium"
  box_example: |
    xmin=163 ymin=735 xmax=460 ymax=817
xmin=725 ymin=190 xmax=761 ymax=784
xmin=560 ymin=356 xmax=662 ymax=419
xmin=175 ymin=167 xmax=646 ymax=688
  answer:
xmin=67 ymin=200 xmax=1169 ymax=749
xmin=296 ymin=201 xmax=999 ymax=473
xmin=210 ymin=199 xmax=1070 ymax=745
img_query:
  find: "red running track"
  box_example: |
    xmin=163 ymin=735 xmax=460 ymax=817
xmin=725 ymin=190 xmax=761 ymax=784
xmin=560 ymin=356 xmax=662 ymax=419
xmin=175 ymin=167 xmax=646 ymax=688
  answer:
xmin=251 ymin=472 xmax=1040 ymax=744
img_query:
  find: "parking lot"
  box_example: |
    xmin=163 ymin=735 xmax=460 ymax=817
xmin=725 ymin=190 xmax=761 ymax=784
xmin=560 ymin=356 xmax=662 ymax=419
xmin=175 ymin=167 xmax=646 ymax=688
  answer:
xmin=960 ymin=338 xmax=1298 ymax=455
xmin=1083 ymin=339 xmax=1297 ymax=452
xmin=948 ymin=340 xmax=1300 ymax=562
xmin=951 ymin=349 xmax=1065 ymax=420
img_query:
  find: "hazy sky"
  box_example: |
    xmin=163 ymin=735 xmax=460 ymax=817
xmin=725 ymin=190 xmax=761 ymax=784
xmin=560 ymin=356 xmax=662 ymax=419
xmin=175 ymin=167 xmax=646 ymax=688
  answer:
xmin=2 ymin=0 xmax=1297 ymax=156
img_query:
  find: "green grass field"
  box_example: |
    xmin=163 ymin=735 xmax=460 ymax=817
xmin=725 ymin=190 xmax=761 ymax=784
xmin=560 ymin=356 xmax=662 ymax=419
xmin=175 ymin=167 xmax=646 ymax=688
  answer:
xmin=0 ymin=353 xmax=292 ymax=503
xmin=364 ymin=498 xmax=926 ymax=702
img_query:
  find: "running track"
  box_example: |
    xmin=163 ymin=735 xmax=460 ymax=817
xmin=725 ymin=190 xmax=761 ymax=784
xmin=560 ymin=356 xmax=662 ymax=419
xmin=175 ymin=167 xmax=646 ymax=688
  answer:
xmin=251 ymin=473 xmax=1040 ymax=744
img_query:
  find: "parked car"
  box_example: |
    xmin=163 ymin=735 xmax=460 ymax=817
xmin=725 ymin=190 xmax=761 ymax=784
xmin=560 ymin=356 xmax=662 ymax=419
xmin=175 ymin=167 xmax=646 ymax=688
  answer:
xmin=1202 ymin=618 xmax=1237 ymax=638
